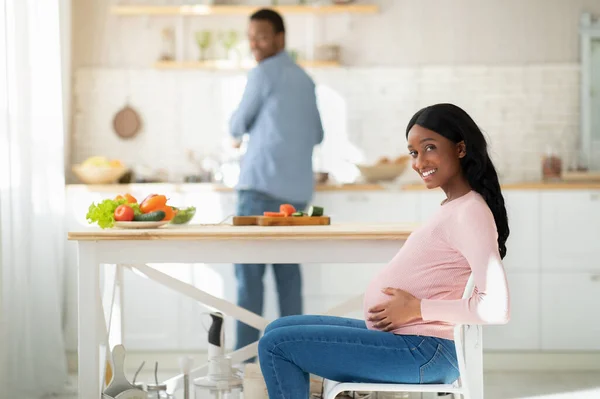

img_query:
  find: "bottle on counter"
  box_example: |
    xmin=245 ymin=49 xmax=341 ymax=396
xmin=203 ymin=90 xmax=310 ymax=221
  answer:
xmin=541 ymin=146 xmax=562 ymax=180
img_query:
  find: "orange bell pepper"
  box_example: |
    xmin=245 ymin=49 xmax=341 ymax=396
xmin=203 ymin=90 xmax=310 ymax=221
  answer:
xmin=157 ymin=206 xmax=176 ymax=221
xmin=140 ymin=194 xmax=168 ymax=214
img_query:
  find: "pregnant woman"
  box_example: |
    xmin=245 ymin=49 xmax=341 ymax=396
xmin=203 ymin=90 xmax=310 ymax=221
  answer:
xmin=257 ymin=103 xmax=511 ymax=398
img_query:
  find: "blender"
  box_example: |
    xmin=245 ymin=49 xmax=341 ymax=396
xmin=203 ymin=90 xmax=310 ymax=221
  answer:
xmin=194 ymin=312 xmax=243 ymax=399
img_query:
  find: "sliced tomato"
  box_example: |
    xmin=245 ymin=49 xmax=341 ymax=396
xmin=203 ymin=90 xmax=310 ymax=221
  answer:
xmin=264 ymin=211 xmax=285 ymax=217
xmin=279 ymin=204 xmax=296 ymax=216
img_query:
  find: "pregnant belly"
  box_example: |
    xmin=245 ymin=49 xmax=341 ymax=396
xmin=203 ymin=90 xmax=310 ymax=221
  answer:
xmin=362 ymin=280 xmax=396 ymax=330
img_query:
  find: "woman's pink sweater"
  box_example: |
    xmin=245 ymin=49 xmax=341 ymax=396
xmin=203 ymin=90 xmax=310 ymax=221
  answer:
xmin=363 ymin=190 xmax=510 ymax=340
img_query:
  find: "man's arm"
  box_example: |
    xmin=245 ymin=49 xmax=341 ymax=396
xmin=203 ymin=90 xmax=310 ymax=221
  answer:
xmin=229 ymin=68 xmax=267 ymax=139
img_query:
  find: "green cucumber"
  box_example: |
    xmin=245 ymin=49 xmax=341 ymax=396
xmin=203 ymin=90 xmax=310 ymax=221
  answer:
xmin=307 ymin=206 xmax=324 ymax=217
xmin=291 ymin=211 xmax=304 ymax=217
xmin=134 ymin=210 xmax=166 ymax=222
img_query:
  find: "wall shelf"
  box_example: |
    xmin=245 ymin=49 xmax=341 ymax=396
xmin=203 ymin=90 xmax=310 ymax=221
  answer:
xmin=110 ymin=4 xmax=379 ymax=16
xmin=154 ymin=59 xmax=341 ymax=70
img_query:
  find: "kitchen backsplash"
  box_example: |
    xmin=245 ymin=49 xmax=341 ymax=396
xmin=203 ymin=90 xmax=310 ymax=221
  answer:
xmin=72 ymin=63 xmax=580 ymax=184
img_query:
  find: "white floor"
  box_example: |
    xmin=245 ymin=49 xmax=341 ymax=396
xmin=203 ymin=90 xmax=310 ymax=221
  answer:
xmin=484 ymin=371 xmax=600 ymax=399
xmin=53 ymin=371 xmax=600 ymax=399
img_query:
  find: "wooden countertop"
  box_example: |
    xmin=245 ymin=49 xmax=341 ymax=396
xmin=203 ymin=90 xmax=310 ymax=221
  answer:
xmin=401 ymin=182 xmax=600 ymax=190
xmin=65 ymin=181 xmax=600 ymax=193
xmin=65 ymin=183 xmax=385 ymax=193
xmin=68 ymin=223 xmax=415 ymax=241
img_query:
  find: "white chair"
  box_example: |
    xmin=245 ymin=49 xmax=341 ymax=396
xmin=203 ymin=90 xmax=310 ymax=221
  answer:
xmin=323 ymin=275 xmax=483 ymax=399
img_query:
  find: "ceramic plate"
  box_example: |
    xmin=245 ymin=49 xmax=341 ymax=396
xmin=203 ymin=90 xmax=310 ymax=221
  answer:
xmin=114 ymin=221 xmax=170 ymax=229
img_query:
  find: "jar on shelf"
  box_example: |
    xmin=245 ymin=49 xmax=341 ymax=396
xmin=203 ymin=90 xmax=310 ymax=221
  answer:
xmin=541 ymin=146 xmax=562 ymax=180
xmin=159 ymin=28 xmax=175 ymax=62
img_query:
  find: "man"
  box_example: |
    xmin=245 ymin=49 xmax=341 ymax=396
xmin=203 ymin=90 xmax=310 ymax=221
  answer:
xmin=229 ymin=8 xmax=324 ymax=352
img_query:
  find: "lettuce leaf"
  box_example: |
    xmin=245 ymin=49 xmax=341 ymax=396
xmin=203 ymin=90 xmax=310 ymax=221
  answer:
xmin=129 ymin=203 xmax=141 ymax=215
xmin=86 ymin=199 xmax=141 ymax=229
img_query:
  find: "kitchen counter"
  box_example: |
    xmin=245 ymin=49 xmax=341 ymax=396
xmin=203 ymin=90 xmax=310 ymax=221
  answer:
xmin=68 ymin=223 xmax=415 ymax=241
xmin=65 ymin=182 xmax=386 ymax=193
xmin=402 ymin=182 xmax=600 ymax=190
xmin=65 ymin=181 xmax=600 ymax=193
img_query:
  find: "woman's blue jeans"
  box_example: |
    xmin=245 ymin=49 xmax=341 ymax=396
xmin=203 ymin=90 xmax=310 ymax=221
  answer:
xmin=258 ymin=315 xmax=460 ymax=399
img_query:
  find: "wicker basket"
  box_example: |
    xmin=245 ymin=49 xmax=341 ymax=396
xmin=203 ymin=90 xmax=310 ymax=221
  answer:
xmin=72 ymin=164 xmax=129 ymax=184
xmin=355 ymin=162 xmax=408 ymax=183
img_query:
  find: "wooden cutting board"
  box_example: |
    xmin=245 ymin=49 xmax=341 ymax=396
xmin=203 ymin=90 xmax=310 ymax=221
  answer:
xmin=233 ymin=216 xmax=330 ymax=226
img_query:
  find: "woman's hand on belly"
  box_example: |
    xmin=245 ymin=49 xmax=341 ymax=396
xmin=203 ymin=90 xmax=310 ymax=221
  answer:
xmin=367 ymin=287 xmax=422 ymax=332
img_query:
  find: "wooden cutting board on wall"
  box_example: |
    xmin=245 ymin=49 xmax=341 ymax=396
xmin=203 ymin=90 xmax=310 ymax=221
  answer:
xmin=233 ymin=216 xmax=331 ymax=226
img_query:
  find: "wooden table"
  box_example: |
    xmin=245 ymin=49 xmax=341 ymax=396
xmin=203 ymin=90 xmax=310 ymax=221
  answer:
xmin=68 ymin=223 xmax=414 ymax=399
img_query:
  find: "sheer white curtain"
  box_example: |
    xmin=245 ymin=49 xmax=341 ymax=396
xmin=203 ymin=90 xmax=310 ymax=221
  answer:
xmin=0 ymin=0 xmax=69 ymax=397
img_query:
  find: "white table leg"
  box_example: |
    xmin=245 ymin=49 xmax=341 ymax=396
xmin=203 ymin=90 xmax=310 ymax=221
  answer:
xmin=101 ymin=265 xmax=123 ymax=350
xmin=78 ymin=242 xmax=101 ymax=399
xmin=116 ymin=265 xmax=124 ymax=346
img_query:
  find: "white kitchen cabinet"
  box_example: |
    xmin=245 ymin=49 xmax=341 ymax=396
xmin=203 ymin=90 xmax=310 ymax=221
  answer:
xmin=484 ymin=272 xmax=540 ymax=351
xmin=502 ymin=191 xmax=540 ymax=272
xmin=541 ymin=272 xmax=600 ymax=351
xmin=312 ymin=191 xmax=420 ymax=224
xmin=302 ymin=263 xmax=386 ymax=297
xmin=122 ymin=266 xmax=183 ymax=350
xmin=541 ymin=191 xmax=600 ymax=272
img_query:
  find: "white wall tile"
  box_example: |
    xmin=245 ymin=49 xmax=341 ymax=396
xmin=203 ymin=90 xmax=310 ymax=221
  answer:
xmin=72 ymin=64 xmax=581 ymax=184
